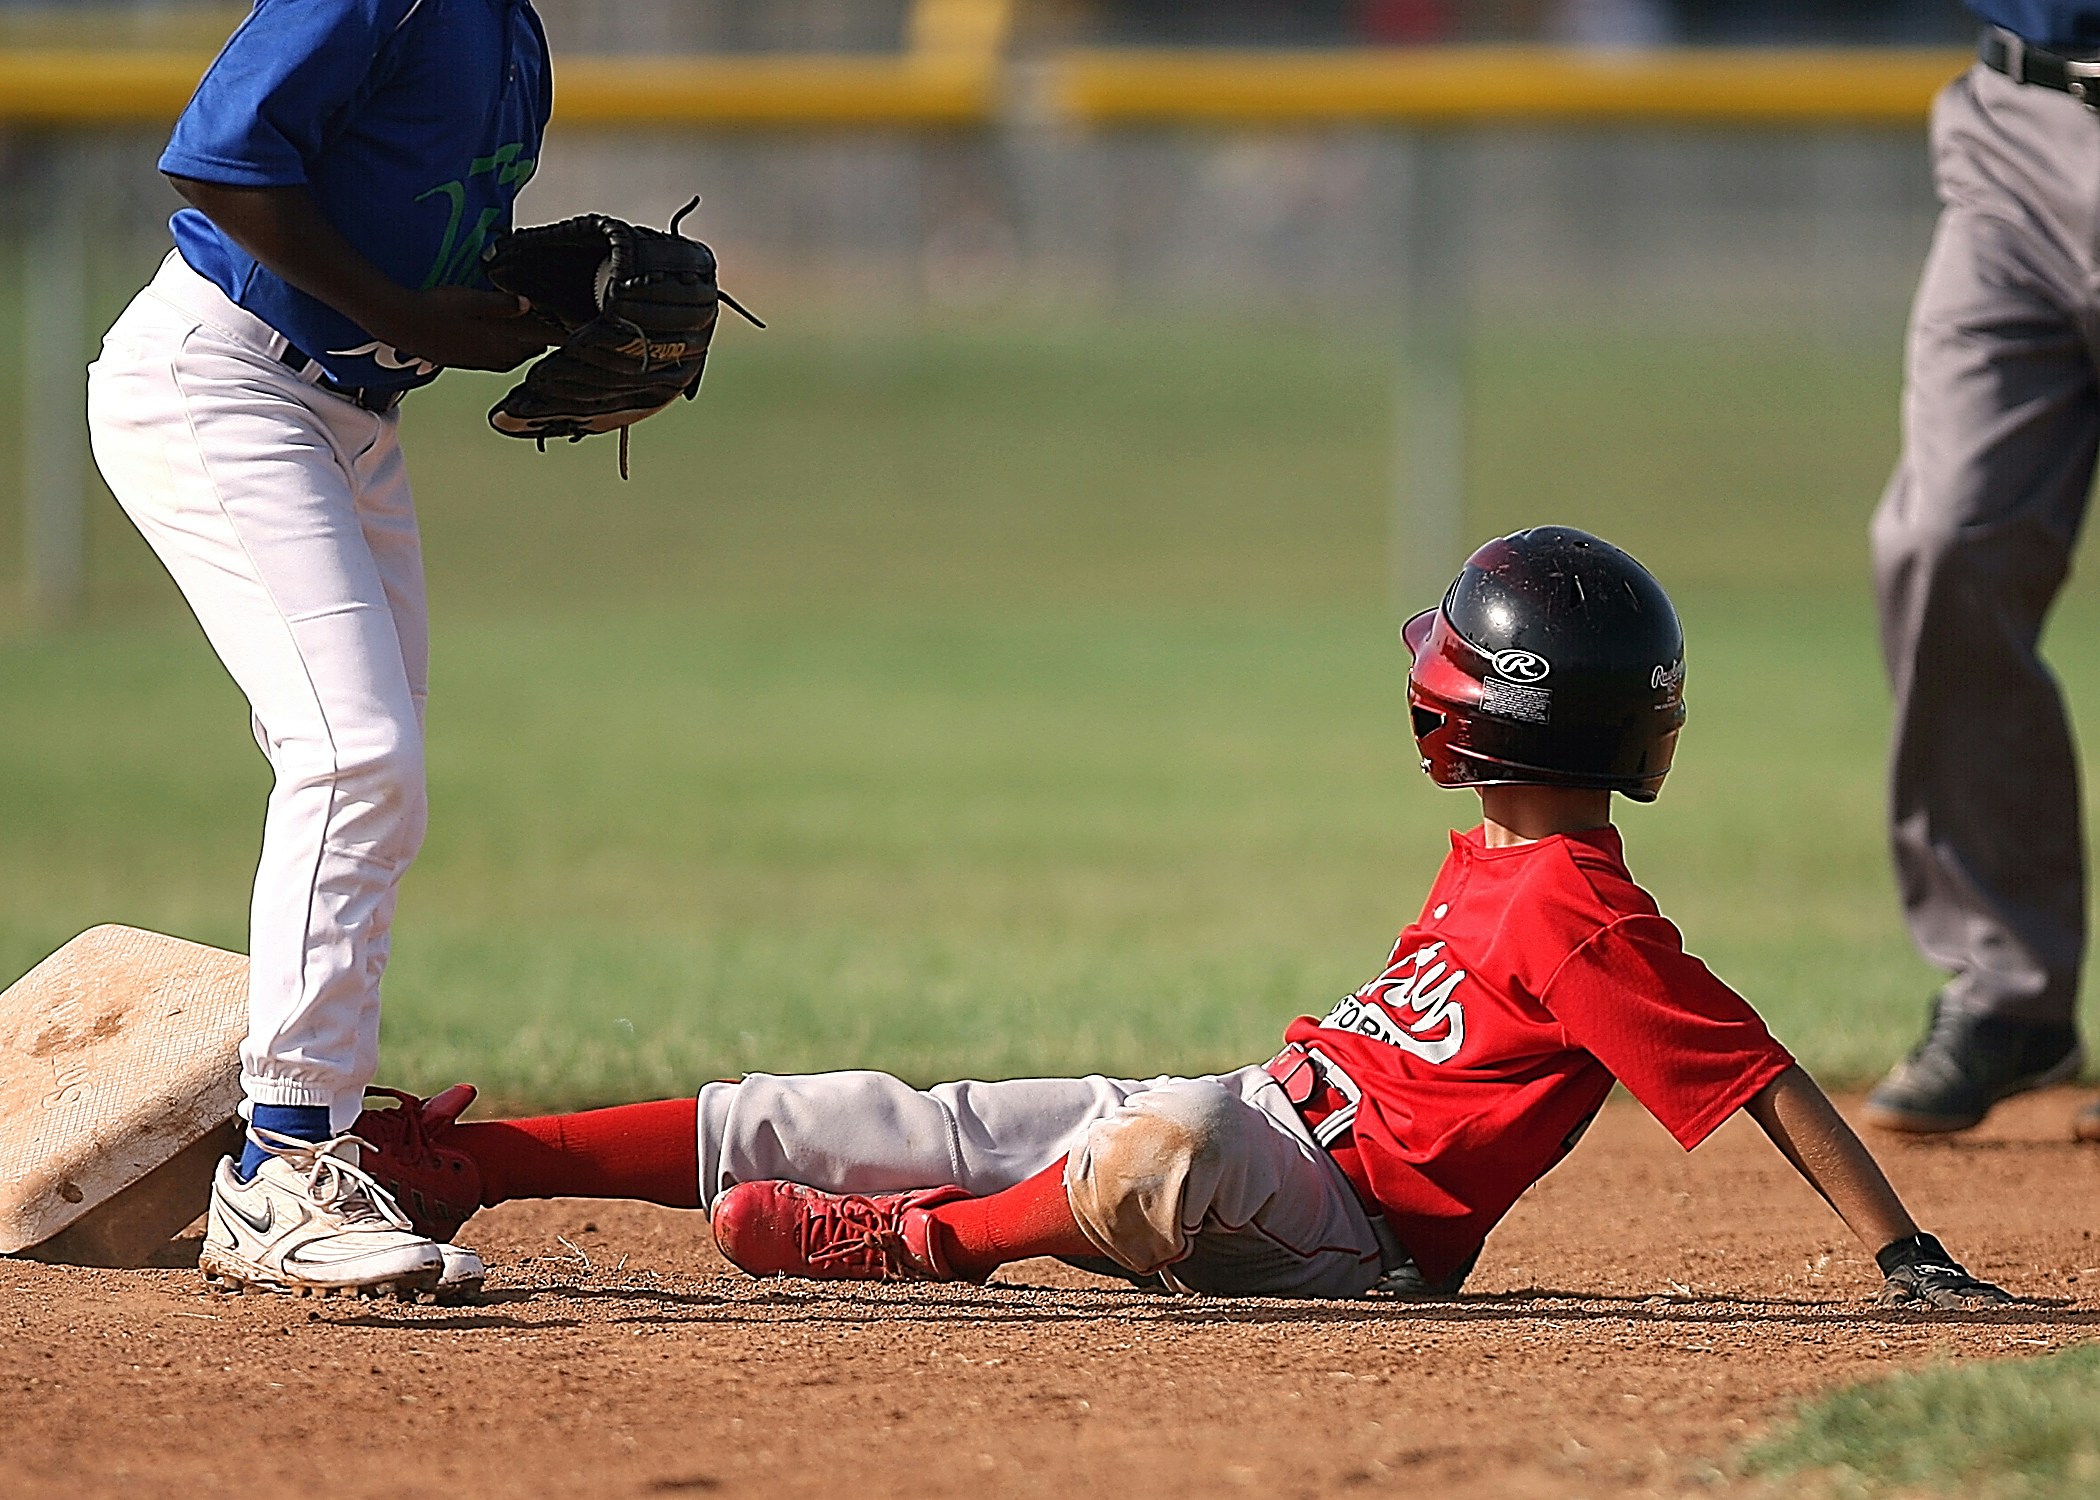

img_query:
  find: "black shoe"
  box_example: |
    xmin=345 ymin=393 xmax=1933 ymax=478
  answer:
xmin=1863 ymin=1000 xmax=2082 ymax=1134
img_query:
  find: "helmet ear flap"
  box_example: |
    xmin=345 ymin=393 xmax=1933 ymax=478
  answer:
xmin=1410 ymin=705 xmax=1445 ymax=741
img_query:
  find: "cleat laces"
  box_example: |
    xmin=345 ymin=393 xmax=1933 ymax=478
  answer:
xmin=798 ymin=1195 xmax=921 ymax=1280
xmin=358 ymin=1087 xmax=441 ymax=1168
xmin=247 ymin=1126 xmax=417 ymax=1232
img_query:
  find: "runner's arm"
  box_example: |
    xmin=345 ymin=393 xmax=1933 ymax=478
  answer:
xmin=1744 ymin=1063 xmax=1915 ymax=1251
xmin=1746 ymin=1065 xmax=2009 ymax=1308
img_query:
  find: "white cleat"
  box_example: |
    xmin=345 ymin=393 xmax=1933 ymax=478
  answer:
xmin=432 ymin=1241 xmax=487 ymax=1302
xmin=200 ymin=1127 xmax=443 ymax=1299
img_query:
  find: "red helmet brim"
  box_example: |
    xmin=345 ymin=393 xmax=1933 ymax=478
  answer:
xmin=1401 ymin=609 xmax=1436 ymax=660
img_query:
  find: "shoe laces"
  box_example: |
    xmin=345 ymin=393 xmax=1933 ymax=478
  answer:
xmin=359 ymin=1087 xmax=441 ymax=1168
xmin=248 ymin=1126 xmax=417 ymax=1233
xmin=799 ymin=1195 xmax=922 ymax=1279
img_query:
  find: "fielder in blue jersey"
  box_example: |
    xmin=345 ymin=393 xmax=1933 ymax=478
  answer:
xmin=86 ymin=0 xmax=556 ymax=1299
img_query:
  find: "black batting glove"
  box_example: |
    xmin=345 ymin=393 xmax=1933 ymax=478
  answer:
xmin=1875 ymin=1231 xmax=2010 ymax=1310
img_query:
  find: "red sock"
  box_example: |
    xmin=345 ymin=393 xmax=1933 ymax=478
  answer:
xmin=926 ymin=1158 xmax=1095 ymax=1279
xmin=450 ymin=1098 xmax=701 ymax=1209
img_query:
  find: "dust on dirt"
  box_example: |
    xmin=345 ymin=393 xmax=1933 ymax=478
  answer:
xmin=6 ymin=1092 xmax=2099 ymax=1500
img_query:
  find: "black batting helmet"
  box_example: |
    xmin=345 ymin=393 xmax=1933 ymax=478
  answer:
xmin=1402 ymin=526 xmax=1686 ymax=802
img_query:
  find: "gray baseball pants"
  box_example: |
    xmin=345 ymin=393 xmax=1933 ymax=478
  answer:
xmin=695 ymin=1065 xmax=1395 ymax=1298
xmin=1872 ymin=63 xmax=2100 ymax=1025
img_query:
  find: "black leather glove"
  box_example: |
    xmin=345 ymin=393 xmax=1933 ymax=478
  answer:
xmin=1875 ymin=1231 xmax=2010 ymax=1310
xmin=482 ymin=196 xmax=761 ymax=476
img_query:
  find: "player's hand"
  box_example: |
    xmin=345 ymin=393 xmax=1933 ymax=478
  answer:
xmin=380 ymin=286 xmax=559 ymax=372
xmin=1875 ymin=1232 xmax=2011 ymax=1310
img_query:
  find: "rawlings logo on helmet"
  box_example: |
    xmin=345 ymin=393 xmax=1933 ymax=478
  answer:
xmin=1651 ymin=659 xmax=1685 ymax=691
xmin=1490 ymin=649 xmax=1551 ymax=683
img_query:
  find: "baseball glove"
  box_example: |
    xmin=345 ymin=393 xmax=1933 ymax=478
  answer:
xmin=481 ymin=196 xmax=762 ymax=477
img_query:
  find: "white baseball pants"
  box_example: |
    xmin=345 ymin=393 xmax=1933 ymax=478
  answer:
xmin=698 ymin=1065 xmax=1397 ymax=1297
xmin=87 ymin=252 xmax=428 ymax=1130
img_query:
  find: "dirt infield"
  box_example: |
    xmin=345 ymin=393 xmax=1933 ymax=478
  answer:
xmin=7 ymin=1091 xmax=2100 ymax=1500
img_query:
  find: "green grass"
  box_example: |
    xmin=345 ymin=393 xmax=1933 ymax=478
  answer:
xmin=6 ymin=305 xmax=2095 ymax=1106
xmin=1745 ymin=1344 xmax=2100 ymax=1499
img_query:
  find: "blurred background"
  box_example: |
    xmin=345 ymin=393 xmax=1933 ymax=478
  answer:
xmin=9 ymin=0 xmax=2094 ymax=1109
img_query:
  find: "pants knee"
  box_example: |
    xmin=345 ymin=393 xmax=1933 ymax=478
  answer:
xmin=339 ymin=730 xmax=426 ymax=852
xmin=1066 ymin=1082 xmax=1249 ymax=1275
xmin=1873 ymin=484 xmax=2070 ymax=618
xmin=275 ymin=722 xmax=428 ymax=863
xmin=1872 ymin=485 xmax=1972 ymax=586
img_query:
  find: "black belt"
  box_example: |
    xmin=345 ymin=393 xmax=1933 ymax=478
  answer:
xmin=1980 ymin=25 xmax=2100 ymax=106
xmin=276 ymin=343 xmax=407 ymax=414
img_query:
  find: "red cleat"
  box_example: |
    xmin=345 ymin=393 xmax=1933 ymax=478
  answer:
xmin=353 ymin=1084 xmax=485 ymax=1243
xmin=710 ymin=1181 xmax=979 ymax=1283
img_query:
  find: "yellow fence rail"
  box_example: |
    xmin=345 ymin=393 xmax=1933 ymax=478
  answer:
xmin=0 ymin=46 xmax=1974 ymax=130
xmin=0 ymin=50 xmax=212 ymax=124
xmin=0 ymin=50 xmax=1000 ymax=128
xmin=1048 ymin=46 xmax=1971 ymax=126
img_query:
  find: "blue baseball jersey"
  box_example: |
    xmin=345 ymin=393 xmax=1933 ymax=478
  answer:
xmin=160 ymin=0 xmax=551 ymax=391
xmin=1971 ymin=2 xmax=2100 ymax=48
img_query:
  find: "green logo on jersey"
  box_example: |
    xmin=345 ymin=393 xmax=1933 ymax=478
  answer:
xmin=416 ymin=141 xmax=537 ymax=289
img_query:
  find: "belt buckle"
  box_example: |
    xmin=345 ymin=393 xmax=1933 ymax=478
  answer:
xmin=2068 ymin=59 xmax=2100 ymax=106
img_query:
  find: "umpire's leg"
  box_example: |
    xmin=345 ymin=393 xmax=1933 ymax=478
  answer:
xmin=1867 ymin=66 xmax=2100 ymax=1129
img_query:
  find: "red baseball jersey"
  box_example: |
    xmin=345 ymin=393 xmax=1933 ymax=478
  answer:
xmin=1281 ymin=824 xmax=1793 ymax=1285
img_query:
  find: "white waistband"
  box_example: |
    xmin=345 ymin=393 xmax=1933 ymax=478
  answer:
xmin=144 ymin=250 xmax=301 ymax=367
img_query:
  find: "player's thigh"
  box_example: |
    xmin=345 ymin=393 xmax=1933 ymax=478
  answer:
xmin=93 ymin=324 xmax=421 ymax=764
xmin=701 ymin=1070 xmax=1152 ymax=1202
xmin=351 ymin=419 xmax=429 ymax=715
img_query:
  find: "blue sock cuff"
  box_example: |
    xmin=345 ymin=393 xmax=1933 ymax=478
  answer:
xmin=238 ymin=1103 xmax=333 ymax=1180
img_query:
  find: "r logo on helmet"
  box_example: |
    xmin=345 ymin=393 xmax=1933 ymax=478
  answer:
xmin=1491 ymin=649 xmax=1551 ymax=683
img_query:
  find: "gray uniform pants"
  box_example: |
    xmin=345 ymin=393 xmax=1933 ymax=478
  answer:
xmin=695 ymin=1065 xmax=1394 ymax=1298
xmin=1872 ymin=64 xmax=2100 ymax=1025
